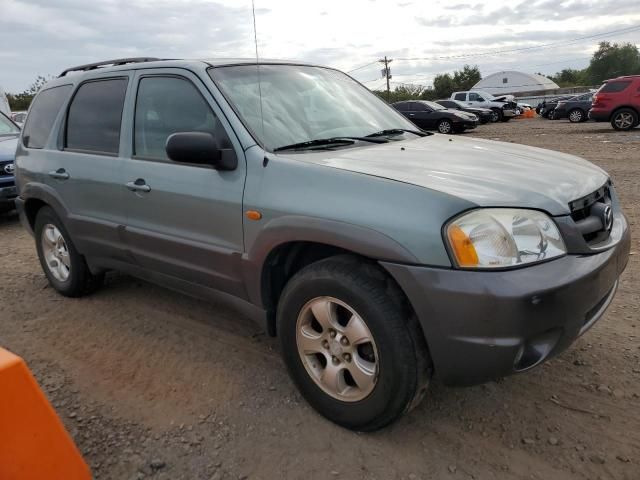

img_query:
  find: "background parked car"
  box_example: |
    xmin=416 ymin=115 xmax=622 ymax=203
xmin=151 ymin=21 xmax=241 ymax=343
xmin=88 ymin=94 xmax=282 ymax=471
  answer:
xmin=393 ymin=100 xmax=478 ymax=133
xmin=0 ymin=111 xmax=19 ymax=213
xmin=436 ymin=99 xmax=493 ymax=124
xmin=553 ymin=93 xmax=593 ymax=123
xmin=538 ymin=96 xmax=573 ymax=119
xmin=450 ymin=91 xmax=517 ymax=122
xmin=10 ymin=111 xmax=27 ymax=126
xmin=589 ymin=75 xmax=640 ymax=131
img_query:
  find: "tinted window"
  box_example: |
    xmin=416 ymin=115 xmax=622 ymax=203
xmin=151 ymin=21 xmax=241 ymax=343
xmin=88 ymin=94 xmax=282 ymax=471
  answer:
xmin=66 ymin=78 xmax=128 ymax=154
xmin=22 ymin=85 xmax=72 ymax=148
xmin=411 ymin=102 xmax=429 ymax=112
xmin=393 ymin=102 xmax=409 ymax=112
xmin=454 ymin=93 xmax=466 ymax=101
xmin=134 ymin=76 xmax=227 ymax=160
xmin=469 ymin=93 xmax=484 ymax=101
xmin=600 ymin=81 xmax=631 ymax=93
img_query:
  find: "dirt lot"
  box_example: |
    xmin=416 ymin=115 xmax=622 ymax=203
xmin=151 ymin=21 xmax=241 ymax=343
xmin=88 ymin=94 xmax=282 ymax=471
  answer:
xmin=1 ymin=118 xmax=639 ymax=480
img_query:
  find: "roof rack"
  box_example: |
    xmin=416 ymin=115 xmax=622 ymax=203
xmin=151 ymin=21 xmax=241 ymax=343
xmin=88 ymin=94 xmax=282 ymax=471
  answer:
xmin=58 ymin=57 xmax=162 ymax=77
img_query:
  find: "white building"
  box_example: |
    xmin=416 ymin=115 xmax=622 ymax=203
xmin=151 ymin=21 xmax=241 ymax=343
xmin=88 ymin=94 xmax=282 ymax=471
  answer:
xmin=472 ymin=71 xmax=559 ymax=95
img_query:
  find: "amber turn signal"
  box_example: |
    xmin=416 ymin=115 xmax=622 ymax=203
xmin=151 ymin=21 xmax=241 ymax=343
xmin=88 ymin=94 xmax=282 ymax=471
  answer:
xmin=246 ymin=210 xmax=262 ymax=221
xmin=447 ymin=225 xmax=479 ymax=267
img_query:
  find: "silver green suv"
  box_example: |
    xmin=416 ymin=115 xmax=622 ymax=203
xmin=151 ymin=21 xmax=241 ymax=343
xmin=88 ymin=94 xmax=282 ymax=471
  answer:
xmin=15 ymin=58 xmax=630 ymax=431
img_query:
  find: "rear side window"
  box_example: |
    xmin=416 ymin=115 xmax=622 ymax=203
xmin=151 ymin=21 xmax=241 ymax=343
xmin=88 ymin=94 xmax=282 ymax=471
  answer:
xmin=454 ymin=93 xmax=466 ymax=101
xmin=22 ymin=85 xmax=72 ymax=149
xmin=393 ymin=102 xmax=409 ymax=112
xmin=66 ymin=78 xmax=128 ymax=155
xmin=134 ymin=76 xmax=228 ymax=160
xmin=600 ymin=81 xmax=631 ymax=93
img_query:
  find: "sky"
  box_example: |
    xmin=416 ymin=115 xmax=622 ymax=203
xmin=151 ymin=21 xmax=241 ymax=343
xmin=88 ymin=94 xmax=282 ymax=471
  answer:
xmin=1 ymin=0 xmax=639 ymax=92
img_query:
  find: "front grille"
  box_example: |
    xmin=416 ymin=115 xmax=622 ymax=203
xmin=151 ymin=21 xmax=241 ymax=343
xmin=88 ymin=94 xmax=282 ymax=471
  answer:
xmin=569 ymin=182 xmax=613 ymax=245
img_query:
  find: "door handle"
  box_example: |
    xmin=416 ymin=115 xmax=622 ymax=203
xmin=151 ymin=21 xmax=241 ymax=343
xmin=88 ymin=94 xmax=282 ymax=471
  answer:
xmin=126 ymin=179 xmax=151 ymax=193
xmin=48 ymin=168 xmax=69 ymax=180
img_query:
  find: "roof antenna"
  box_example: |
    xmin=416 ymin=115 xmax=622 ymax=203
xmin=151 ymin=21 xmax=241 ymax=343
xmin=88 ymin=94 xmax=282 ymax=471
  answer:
xmin=251 ymin=0 xmax=267 ymax=153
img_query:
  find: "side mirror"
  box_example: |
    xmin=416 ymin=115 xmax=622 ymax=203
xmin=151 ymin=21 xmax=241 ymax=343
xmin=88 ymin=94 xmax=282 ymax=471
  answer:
xmin=165 ymin=132 xmax=237 ymax=171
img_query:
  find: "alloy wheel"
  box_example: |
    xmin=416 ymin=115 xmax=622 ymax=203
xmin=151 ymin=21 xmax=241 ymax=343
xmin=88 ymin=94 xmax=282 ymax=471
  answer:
xmin=296 ymin=296 xmax=379 ymax=402
xmin=569 ymin=110 xmax=583 ymax=122
xmin=614 ymin=112 xmax=634 ymax=130
xmin=41 ymin=224 xmax=71 ymax=282
xmin=438 ymin=121 xmax=452 ymax=134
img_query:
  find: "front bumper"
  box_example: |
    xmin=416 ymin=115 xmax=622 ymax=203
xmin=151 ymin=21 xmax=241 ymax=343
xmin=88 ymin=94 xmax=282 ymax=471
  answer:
xmin=382 ymin=217 xmax=630 ymax=386
xmin=553 ymin=106 xmax=568 ymax=119
xmin=454 ymin=119 xmax=478 ymax=130
xmin=0 ymin=183 xmax=17 ymax=206
xmin=502 ymin=108 xmax=516 ymax=118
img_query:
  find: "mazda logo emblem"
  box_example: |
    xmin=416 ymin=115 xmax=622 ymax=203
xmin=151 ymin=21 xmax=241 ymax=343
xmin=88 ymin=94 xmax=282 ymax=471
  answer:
xmin=3 ymin=163 xmax=14 ymax=175
xmin=603 ymin=205 xmax=613 ymax=231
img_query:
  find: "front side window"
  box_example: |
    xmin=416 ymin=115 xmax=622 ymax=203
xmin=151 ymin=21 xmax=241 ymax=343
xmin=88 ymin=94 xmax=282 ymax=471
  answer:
xmin=209 ymin=65 xmax=417 ymax=151
xmin=22 ymin=85 xmax=72 ymax=148
xmin=134 ymin=76 xmax=228 ymax=160
xmin=421 ymin=101 xmax=445 ymax=111
xmin=469 ymin=93 xmax=483 ymax=102
xmin=66 ymin=78 xmax=128 ymax=154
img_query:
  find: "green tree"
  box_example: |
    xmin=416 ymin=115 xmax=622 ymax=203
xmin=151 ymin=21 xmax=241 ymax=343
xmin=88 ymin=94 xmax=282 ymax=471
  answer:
xmin=7 ymin=75 xmax=53 ymax=111
xmin=432 ymin=73 xmax=456 ymax=99
xmin=452 ymin=65 xmax=482 ymax=91
xmin=549 ymin=68 xmax=588 ymax=87
xmin=585 ymin=42 xmax=640 ymax=84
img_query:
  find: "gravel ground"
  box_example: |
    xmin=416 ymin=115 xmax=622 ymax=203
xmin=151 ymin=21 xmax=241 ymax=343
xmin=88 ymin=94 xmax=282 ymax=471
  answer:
xmin=1 ymin=117 xmax=639 ymax=480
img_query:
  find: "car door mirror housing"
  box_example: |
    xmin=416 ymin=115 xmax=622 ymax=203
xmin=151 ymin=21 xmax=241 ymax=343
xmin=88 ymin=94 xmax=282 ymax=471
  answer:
xmin=165 ymin=132 xmax=237 ymax=171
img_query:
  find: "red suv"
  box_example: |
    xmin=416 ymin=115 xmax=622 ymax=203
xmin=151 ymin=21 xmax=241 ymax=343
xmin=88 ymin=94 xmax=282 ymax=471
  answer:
xmin=589 ymin=75 xmax=640 ymax=131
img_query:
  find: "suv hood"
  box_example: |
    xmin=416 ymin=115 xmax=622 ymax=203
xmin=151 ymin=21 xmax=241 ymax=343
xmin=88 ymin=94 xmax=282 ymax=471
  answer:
xmin=284 ymin=135 xmax=608 ymax=216
xmin=0 ymin=135 xmax=18 ymax=162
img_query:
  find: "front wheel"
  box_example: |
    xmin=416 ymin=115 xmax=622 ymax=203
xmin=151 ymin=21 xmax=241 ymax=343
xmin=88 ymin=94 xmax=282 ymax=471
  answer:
xmin=277 ymin=257 xmax=431 ymax=431
xmin=35 ymin=206 xmax=103 ymax=297
xmin=490 ymin=109 xmax=501 ymax=122
xmin=611 ymin=109 xmax=638 ymax=131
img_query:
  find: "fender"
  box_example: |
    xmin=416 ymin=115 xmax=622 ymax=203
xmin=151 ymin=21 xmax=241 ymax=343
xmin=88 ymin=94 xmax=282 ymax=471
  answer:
xmin=18 ymin=182 xmax=71 ymax=233
xmin=241 ymin=215 xmax=420 ymax=307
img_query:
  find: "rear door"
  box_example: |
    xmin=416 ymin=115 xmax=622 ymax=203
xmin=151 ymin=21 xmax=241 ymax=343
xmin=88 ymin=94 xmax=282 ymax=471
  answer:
xmin=121 ymin=69 xmax=247 ymax=297
xmin=24 ymin=75 xmax=131 ymax=262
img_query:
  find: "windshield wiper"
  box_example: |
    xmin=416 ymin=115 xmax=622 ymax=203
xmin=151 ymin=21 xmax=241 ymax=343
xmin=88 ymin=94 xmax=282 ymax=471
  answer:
xmin=366 ymin=128 xmax=429 ymax=138
xmin=273 ymin=136 xmax=387 ymax=152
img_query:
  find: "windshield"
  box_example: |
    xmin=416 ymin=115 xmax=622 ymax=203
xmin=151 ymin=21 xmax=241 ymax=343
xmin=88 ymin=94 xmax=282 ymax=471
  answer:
xmin=0 ymin=112 xmax=20 ymax=135
xmin=209 ymin=64 xmax=418 ymax=151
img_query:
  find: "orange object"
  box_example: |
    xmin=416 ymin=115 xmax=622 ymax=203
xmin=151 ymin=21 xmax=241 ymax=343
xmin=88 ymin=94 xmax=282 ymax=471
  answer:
xmin=447 ymin=225 xmax=479 ymax=267
xmin=0 ymin=348 xmax=91 ymax=480
xmin=245 ymin=210 xmax=263 ymax=221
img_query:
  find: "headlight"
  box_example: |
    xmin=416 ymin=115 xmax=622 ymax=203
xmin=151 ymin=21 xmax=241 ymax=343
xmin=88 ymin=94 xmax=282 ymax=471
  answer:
xmin=445 ymin=208 xmax=566 ymax=269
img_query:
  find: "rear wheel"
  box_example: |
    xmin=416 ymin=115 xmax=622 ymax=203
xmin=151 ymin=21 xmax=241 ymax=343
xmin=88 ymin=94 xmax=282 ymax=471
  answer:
xmin=277 ymin=256 xmax=431 ymax=431
xmin=611 ymin=109 xmax=638 ymax=131
xmin=437 ymin=119 xmax=453 ymax=134
xmin=568 ymin=108 xmax=584 ymax=123
xmin=35 ymin=206 xmax=103 ymax=297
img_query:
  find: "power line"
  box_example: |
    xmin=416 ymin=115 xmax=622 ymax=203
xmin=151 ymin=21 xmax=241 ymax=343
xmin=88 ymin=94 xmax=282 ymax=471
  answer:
xmin=346 ymin=60 xmax=380 ymax=73
xmin=347 ymin=24 xmax=639 ymax=74
xmin=395 ymin=24 xmax=640 ymax=61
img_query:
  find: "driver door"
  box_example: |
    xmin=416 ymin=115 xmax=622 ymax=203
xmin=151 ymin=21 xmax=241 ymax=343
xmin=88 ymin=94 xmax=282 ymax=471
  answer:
xmin=121 ymin=69 xmax=247 ymax=298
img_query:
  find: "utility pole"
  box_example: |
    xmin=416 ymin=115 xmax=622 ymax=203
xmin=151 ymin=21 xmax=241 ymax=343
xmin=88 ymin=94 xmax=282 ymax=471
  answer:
xmin=379 ymin=56 xmax=392 ymax=101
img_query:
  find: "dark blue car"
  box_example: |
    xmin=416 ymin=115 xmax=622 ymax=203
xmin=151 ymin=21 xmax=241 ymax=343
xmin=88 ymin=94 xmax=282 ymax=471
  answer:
xmin=0 ymin=111 xmax=19 ymax=213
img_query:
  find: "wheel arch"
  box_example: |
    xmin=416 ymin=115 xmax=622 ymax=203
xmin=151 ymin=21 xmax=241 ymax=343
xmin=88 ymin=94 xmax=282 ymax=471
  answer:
xmin=243 ymin=216 xmax=420 ymax=336
xmin=20 ymin=183 xmax=70 ymax=232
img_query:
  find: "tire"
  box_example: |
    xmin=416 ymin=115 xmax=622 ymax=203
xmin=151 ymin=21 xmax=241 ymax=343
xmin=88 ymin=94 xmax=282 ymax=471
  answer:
xmin=276 ymin=256 xmax=431 ymax=431
xmin=490 ymin=109 xmax=501 ymax=122
xmin=437 ymin=119 xmax=453 ymax=134
xmin=611 ymin=108 xmax=638 ymax=131
xmin=35 ymin=206 xmax=104 ymax=297
xmin=568 ymin=108 xmax=584 ymax=123
xmin=548 ymin=109 xmax=555 ymax=120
